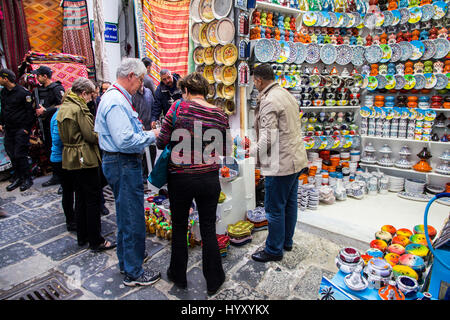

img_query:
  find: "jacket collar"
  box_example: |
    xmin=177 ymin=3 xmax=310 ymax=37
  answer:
xmin=256 ymin=82 xmax=278 ymax=106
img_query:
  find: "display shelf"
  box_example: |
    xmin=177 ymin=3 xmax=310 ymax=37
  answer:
xmin=301 ymin=105 xmax=361 ymax=110
xmin=254 ymin=1 xmax=302 ymax=16
xmin=361 ymin=135 xmax=450 ymax=146
xmin=359 ymin=163 xmax=449 ymax=178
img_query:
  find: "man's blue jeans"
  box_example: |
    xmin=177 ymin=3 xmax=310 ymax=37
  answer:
xmin=102 ymin=153 xmax=146 ymax=279
xmin=264 ymin=172 xmax=300 ymax=257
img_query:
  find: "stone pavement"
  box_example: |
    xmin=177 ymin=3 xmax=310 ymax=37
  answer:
xmin=0 ymin=174 xmax=369 ymax=300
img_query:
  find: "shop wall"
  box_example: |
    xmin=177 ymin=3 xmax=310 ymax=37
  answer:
xmin=86 ymin=0 xmax=136 ymax=82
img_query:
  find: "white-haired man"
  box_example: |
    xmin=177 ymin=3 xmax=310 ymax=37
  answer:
xmin=95 ymin=58 xmax=161 ymax=287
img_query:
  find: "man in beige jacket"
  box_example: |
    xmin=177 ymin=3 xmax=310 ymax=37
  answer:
xmin=250 ymin=63 xmax=308 ymax=263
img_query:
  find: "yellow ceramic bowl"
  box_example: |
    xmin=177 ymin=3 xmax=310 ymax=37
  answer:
xmin=392 ymin=265 xmax=419 ymax=280
xmin=202 ymin=46 xmax=215 ymax=65
xmin=203 ymin=64 xmax=215 ymax=84
xmin=221 ymin=43 xmax=238 ymax=67
xmin=221 ymin=65 xmax=237 ymax=85
xmin=193 ymin=47 xmax=205 ymax=65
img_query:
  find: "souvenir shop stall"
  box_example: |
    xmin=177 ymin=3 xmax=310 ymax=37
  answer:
xmin=244 ymin=0 xmax=450 ymax=300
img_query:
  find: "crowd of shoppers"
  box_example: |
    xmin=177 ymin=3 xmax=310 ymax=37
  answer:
xmin=0 ymin=58 xmax=308 ymax=295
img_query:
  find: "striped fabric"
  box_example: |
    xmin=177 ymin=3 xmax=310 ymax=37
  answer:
xmin=142 ymin=0 xmax=190 ymax=86
xmin=156 ymin=100 xmax=230 ymax=175
xmin=62 ymin=0 xmax=95 ymax=79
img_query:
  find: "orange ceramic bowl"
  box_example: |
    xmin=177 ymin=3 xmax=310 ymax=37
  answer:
xmin=387 ymin=243 xmax=406 ymax=255
xmin=370 ymin=239 xmax=388 ymax=252
xmin=384 ymin=253 xmax=400 ymax=267
xmin=381 ymin=225 xmax=397 ymax=236
xmin=397 ymin=228 xmax=413 ymax=238
xmin=392 ymin=235 xmax=411 ymax=247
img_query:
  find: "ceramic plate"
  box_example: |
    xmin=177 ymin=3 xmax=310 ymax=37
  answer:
xmin=410 ymin=40 xmax=425 ymax=60
xmin=335 ymin=12 xmax=345 ymax=27
xmin=376 ymin=75 xmax=387 ymax=89
xmin=424 ymin=73 xmax=437 ymax=89
xmin=329 ymin=11 xmax=338 ymax=27
xmin=199 ymin=23 xmax=211 ymax=47
xmin=380 ymin=44 xmax=392 ymax=63
xmin=399 ymin=41 xmax=413 ymax=61
xmin=363 ymin=13 xmax=376 ymax=29
xmin=375 ymin=11 xmax=385 ymax=27
xmin=193 ymin=47 xmax=205 ymax=65
xmin=414 ymin=74 xmax=426 ymax=90
xmin=214 ymin=44 xmax=224 ymax=65
xmin=221 ymin=65 xmax=237 ymax=85
xmin=212 ymin=0 xmax=232 ymax=20
xmin=404 ymin=75 xmax=416 ymax=90
xmin=320 ymin=44 xmax=337 ymax=65
xmin=395 ymin=74 xmax=406 ymax=90
xmin=303 ymin=11 xmax=318 ymax=26
xmin=421 ymin=4 xmax=435 ymax=22
xmin=342 ymin=13 xmax=351 ymax=28
xmin=305 ymin=43 xmax=321 ymax=64
xmin=277 ymin=40 xmax=290 ymax=63
xmin=433 ymin=1 xmax=448 ymax=20
xmin=336 ymin=45 xmax=353 ymax=65
xmin=367 ymin=76 xmax=378 ymax=90
xmin=408 ymin=6 xmax=422 ymax=24
xmin=221 ymin=43 xmax=237 ymax=66
xmin=400 ymin=8 xmax=410 ymax=24
xmin=203 ymin=46 xmax=215 ymax=65
xmin=206 ymin=20 xmax=219 ymax=46
xmin=353 ymin=12 xmax=362 ymax=27
xmin=270 ymin=39 xmax=281 ymax=62
xmin=391 ymin=9 xmax=401 ymax=26
xmin=351 ymin=45 xmax=366 ymax=66
xmin=390 ymin=43 xmax=402 ymax=62
xmin=215 ymin=18 xmax=235 ymax=45
xmin=397 ymin=192 xmax=433 ymax=202
xmin=254 ymin=38 xmax=274 ymax=63
xmin=383 ymin=10 xmax=394 ymax=27
xmin=433 ymin=38 xmax=450 ymax=59
xmin=190 ymin=0 xmax=203 ymax=23
xmin=364 ymin=45 xmax=383 ymax=64
xmin=287 ymin=41 xmax=297 ymax=64
xmin=346 ymin=13 xmax=356 ymax=28
xmin=321 ymin=11 xmax=331 ymax=27
xmin=203 ymin=64 xmax=215 ymax=84
xmin=422 ymin=40 xmax=437 ymax=60
xmin=191 ymin=22 xmax=202 ymax=44
xmin=296 ymin=42 xmax=307 ymax=64
xmin=199 ymin=0 xmax=215 ymax=23
xmin=435 ymin=73 xmax=448 ymax=89
xmin=385 ymin=74 xmax=396 ymax=90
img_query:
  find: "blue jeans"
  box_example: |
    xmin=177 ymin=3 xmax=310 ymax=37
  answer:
xmin=102 ymin=153 xmax=146 ymax=279
xmin=264 ymin=172 xmax=300 ymax=257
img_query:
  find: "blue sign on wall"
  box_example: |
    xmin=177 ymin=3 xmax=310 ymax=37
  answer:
xmin=90 ymin=21 xmax=119 ymax=43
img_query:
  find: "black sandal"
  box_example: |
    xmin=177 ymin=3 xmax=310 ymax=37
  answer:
xmin=91 ymin=240 xmax=117 ymax=252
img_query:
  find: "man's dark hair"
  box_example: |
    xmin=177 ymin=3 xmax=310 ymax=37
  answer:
xmin=142 ymin=57 xmax=153 ymax=68
xmin=253 ymin=63 xmax=275 ymax=81
xmin=0 ymin=68 xmax=16 ymax=82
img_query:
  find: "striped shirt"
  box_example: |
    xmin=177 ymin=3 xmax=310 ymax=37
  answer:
xmin=156 ymin=99 xmax=230 ymax=174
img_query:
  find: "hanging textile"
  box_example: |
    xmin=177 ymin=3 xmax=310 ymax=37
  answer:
xmin=0 ymin=0 xmax=31 ymax=75
xmin=143 ymin=0 xmax=190 ymax=86
xmin=133 ymin=0 xmax=146 ymax=59
xmin=62 ymin=0 xmax=95 ymax=80
xmin=23 ymin=0 xmax=63 ymax=53
xmin=93 ymin=0 xmax=109 ymax=82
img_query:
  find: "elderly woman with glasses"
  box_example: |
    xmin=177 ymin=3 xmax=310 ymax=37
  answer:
xmin=56 ymin=77 xmax=116 ymax=252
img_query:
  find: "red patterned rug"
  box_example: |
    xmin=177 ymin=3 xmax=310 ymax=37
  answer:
xmin=30 ymin=62 xmax=88 ymax=90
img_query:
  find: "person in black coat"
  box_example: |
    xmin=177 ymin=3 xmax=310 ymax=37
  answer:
xmin=150 ymin=69 xmax=182 ymax=129
xmin=0 ymin=68 xmax=36 ymax=191
xmin=33 ymin=66 xmax=65 ymax=187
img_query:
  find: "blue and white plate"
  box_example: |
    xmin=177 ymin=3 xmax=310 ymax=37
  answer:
xmin=383 ymin=10 xmax=394 ymax=27
xmin=391 ymin=9 xmax=401 ymax=26
xmin=320 ymin=44 xmax=337 ymax=65
xmin=434 ymin=73 xmax=448 ymax=90
xmin=287 ymin=41 xmax=297 ymax=64
xmin=400 ymin=8 xmax=410 ymax=24
xmin=395 ymin=74 xmax=406 ymax=90
xmin=351 ymin=45 xmax=366 ymax=66
xmin=433 ymin=1 xmax=448 ymax=20
xmin=424 ymin=73 xmax=437 ymax=89
xmin=364 ymin=45 xmax=383 ymax=64
xmin=341 ymin=13 xmax=351 ymax=28
xmin=433 ymin=38 xmax=450 ymax=59
xmin=421 ymin=4 xmax=435 ymax=22
xmin=321 ymin=11 xmax=331 ymax=27
xmin=305 ymin=43 xmax=321 ymax=64
xmin=376 ymin=75 xmax=387 ymax=89
xmin=410 ymin=40 xmax=425 ymax=60
xmin=303 ymin=11 xmax=318 ymax=26
xmin=329 ymin=11 xmax=338 ymax=27
xmin=363 ymin=12 xmax=376 ymax=29
xmin=422 ymin=40 xmax=437 ymax=60
xmin=390 ymin=43 xmax=402 ymax=62
xmin=414 ymin=74 xmax=426 ymax=90
xmin=336 ymin=45 xmax=353 ymax=65
xmin=346 ymin=13 xmax=356 ymax=28
xmin=254 ymin=38 xmax=274 ymax=63
xmin=296 ymin=43 xmax=307 ymax=64
xmin=375 ymin=11 xmax=385 ymax=27
xmin=399 ymin=41 xmax=413 ymax=61
xmin=353 ymin=12 xmax=362 ymax=27
xmin=270 ymin=39 xmax=281 ymax=62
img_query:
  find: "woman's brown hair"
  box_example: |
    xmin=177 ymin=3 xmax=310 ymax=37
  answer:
xmin=177 ymin=72 xmax=209 ymax=98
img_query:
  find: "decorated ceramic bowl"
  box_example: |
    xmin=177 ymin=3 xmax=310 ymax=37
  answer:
xmin=392 ymin=235 xmax=411 ymax=247
xmin=405 ymin=243 xmax=429 ymax=259
xmin=378 ymin=281 xmax=405 ymax=300
xmin=387 ymin=243 xmax=406 ymax=255
xmin=384 ymin=253 xmax=400 ymax=267
xmin=338 ymin=247 xmax=362 ymax=264
xmin=381 ymin=225 xmax=397 ymax=236
xmin=392 ymin=264 xmax=419 ymax=280
xmin=365 ymin=258 xmax=393 ymax=278
xmin=399 ymin=253 xmax=426 ymax=274
xmin=335 ymin=255 xmax=364 ymax=274
xmin=410 ymin=233 xmax=428 ymax=247
xmin=396 ymin=276 xmax=419 ymax=297
xmin=413 ymin=224 xmax=437 ymax=240
xmin=396 ymin=228 xmax=413 ymax=238
xmin=370 ymin=239 xmax=388 ymax=252
xmin=375 ymin=230 xmax=393 ymax=244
